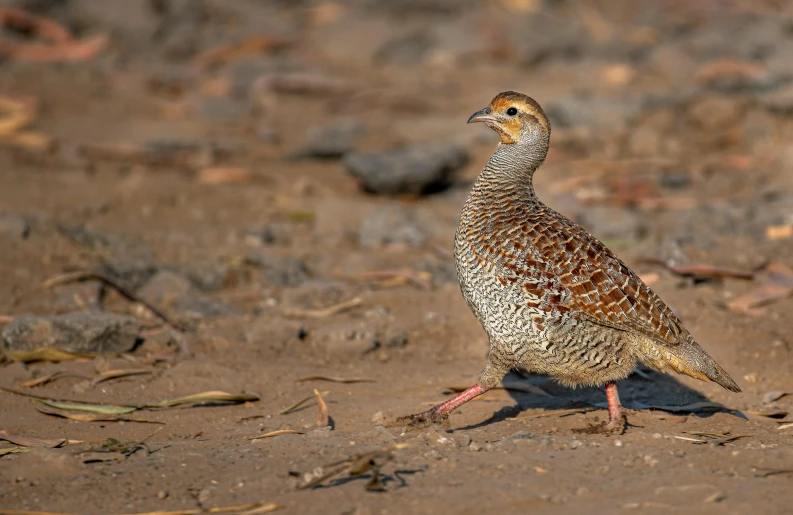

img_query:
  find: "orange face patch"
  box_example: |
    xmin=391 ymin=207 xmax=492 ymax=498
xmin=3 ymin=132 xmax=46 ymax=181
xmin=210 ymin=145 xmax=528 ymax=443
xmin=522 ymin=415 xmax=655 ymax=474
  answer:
xmin=489 ymin=93 xmax=551 ymax=132
xmin=490 ymin=116 xmax=522 ymax=144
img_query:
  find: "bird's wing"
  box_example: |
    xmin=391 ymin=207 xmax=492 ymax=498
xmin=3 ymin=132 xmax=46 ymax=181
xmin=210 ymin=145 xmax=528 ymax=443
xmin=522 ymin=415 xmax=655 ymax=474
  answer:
xmin=493 ymin=205 xmax=688 ymax=346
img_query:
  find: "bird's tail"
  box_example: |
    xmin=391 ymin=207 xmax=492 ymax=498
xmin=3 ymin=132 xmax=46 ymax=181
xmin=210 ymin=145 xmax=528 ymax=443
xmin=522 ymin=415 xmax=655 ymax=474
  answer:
xmin=635 ymin=337 xmax=741 ymax=393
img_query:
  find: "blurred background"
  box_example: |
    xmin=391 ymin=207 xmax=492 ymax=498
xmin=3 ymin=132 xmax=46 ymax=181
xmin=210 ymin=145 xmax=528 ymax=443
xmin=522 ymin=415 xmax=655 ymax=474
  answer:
xmin=1 ymin=1 xmax=793 ymax=513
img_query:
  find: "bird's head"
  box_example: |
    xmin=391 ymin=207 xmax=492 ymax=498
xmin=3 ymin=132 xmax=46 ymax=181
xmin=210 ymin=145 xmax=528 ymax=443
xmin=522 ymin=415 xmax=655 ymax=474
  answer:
xmin=467 ymin=91 xmax=550 ymax=146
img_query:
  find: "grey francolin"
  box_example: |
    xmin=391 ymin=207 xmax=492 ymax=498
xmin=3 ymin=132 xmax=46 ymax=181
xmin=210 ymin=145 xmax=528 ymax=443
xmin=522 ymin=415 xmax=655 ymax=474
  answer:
xmin=398 ymin=91 xmax=740 ymax=432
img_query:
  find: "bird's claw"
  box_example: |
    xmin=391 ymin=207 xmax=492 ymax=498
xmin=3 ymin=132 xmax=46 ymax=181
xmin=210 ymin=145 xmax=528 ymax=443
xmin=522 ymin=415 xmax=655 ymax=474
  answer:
xmin=396 ymin=408 xmax=449 ymax=432
xmin=602 ymin=414 xmax=626 ymax=435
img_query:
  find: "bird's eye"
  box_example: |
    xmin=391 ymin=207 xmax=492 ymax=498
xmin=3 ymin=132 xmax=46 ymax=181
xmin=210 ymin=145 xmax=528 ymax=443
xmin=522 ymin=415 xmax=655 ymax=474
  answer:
xmin=506 ymin=107 xmax=518 ymax=116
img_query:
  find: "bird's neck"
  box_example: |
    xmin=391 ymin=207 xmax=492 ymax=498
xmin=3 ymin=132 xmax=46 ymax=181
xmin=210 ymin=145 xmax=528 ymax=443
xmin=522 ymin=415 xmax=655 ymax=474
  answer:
xmin=474 ymin=142 xmax=547 ymax=199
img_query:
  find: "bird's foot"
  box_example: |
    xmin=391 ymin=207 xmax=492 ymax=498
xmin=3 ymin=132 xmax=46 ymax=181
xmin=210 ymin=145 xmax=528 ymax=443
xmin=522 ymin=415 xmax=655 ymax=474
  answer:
xmin=573 ymin=411 xmax=629 ymax=435
xmin=602 ymin=413 xmax=627 ymax=435
xmin=396 ymin=408 xmax=449 ymax=432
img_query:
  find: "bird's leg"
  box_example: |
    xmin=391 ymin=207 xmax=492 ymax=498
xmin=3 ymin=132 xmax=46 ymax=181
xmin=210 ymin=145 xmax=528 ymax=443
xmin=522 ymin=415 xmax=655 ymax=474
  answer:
xmin=396 ymin=383 xmax=490 ymax=430
xmin=604 ymin=380 xmax=626 ymax=431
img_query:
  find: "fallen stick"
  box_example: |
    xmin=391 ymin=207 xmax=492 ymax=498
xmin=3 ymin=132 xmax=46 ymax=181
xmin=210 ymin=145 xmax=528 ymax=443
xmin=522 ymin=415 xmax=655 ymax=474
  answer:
xmin=282 ymin=297 xmax=362 ymax=319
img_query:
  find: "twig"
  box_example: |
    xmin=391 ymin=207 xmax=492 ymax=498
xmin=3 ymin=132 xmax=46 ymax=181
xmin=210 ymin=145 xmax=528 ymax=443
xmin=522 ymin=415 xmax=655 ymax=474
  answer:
xmin=351 ymin=269 xmax=431 ymax=290
xmin=248 ymin=430 xmax=304 ymax=440
xmin=41 ymin=270 xmax=186 ymax=331
xmin=282 ymin=297 xmax=362 ymax=319
xmin=297 ymin=376 xmax=375 ymax=384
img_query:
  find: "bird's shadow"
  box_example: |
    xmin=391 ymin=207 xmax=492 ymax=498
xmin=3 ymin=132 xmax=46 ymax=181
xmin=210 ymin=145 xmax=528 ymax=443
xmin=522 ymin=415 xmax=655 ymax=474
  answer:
xmin=454 ymin=367 xmax=733 ymax=431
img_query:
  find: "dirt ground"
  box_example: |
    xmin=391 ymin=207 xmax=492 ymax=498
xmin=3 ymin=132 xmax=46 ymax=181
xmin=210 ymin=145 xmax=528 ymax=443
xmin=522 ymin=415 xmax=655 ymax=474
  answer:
xmin=1 ymin=1 xmax=793 ymax=514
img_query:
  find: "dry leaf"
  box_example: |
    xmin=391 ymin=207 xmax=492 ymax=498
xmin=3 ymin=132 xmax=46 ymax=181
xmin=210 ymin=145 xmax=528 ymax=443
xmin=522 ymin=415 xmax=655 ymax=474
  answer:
xmin=638 ymin=272 xmax=661 ymax=286
xmin=0 ymin=429 xmax=65 ymax=448
xmin=37 ymin=399 xmax=139 ymax=415
xmin=0 ymin=7 xmax=107 ymax=63
xmin=20 ymin=371 xmax=84 ymax=388
xmin=697 ymin=58 xmax=766 ymax=85
xmin=197 ymin=167 xmax=255 ymax=185
xmin=7 ymin=130 xmax=54 ymax=152
xmin=728 ymin=263 xmax=793 ymax=315
xmin=740 ymin=409 xmax=788 ymax=419
xmin=248 ymin=430 xmax=304 ymax=440
xmin=35 ymin=405 xmax=164 ymax=424
xmin=0 ymin=94 xmax=36 ymax=136
xmin=5 ymin=347 xmax=97 ymax=363
xmin=642 ymin=258 xmax=755 ymax=281
xmin=0 ymin=446 xmax=29 ymax=457
xmin=152 ymin=391 xmax=259 ymax=408
xmin=89 ymin=368 xmax=154 ymax=387
xmin=280 ymin=391 xmax=329 ymax=415
xmin=192 ymin=36 xmax=290 ymax=69
xmin=763 ymin=391 xmax=792 ymax=404
xmin=766 ymin=224 xmax=793 ymax=240
xmin=297 ymin=376 xmax=375 ymax=384
xmin=314 ymin=389 xmax=329 ymax=427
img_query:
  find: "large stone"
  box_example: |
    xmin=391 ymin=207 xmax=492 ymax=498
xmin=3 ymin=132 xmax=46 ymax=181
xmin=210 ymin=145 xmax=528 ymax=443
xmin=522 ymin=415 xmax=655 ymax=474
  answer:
xmin=298 ymin=120 xmax=363 ymax=159
xmin=2 ymin=312 xmax=140 ymax=354
xmin=358 ymin=204 xmax=425 ymax=248
xmin=344 ymin=143 xmax=469 ymax=195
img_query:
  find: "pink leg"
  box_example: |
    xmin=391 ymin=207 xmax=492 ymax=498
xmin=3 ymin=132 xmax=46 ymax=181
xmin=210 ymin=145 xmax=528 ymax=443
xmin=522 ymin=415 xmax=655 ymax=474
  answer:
xmin=397 ymin=383 xmax=488 ymax=429
xmin=604 ymin=380 xmax=625 ymax=430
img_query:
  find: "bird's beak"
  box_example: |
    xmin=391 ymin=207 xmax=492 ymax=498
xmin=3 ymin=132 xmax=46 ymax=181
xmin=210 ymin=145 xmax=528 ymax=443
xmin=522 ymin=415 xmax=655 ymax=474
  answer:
xmin=467 ymin=106 xmax=496 ymax=124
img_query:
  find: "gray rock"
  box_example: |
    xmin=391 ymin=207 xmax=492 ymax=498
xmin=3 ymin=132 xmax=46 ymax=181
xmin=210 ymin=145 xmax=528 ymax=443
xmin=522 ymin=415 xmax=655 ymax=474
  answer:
xmin=383 ymin=326 xmax=408 ymax=349
xmin=2 ymin=312 xmax=140 ymax=354
xmin=257 ymin=222 xmax=292 ymax=245
xmin=170 ymin=295 xmax=242 ymax=319
xmin=298 ymin=120 xmax=363 ymax=159
xmin=280 ymin=280 xmax=352 ymax=310
xmin=344 ymin=143 xmax=469 ymax=195
xmin=194 ymin=97 xmax=247 ymax=123
xmin=138 ymin=271 xmax=241 ymax=321
xmin=659 ymin=170 xmax=692 ymax=190
xmin=0 ymin=214 xmax=29 ymax=239
xmin=374 ymin=29 xmax=434 ymax=66
xmin=246 ymin=250 xmax=309 ymax=287
xmin=506 ymin=431 xmax=536 ymax=441
xmin=311 ymin=319 xmax=381 ymax=355
xmin=358 ymin=205 xmax=425 ymax=248
xmin=138 ymin=271 xmax=192 ymax=305
xmin=97 ymin=258 xmax=159 ymax=292
xmin=59 ymin=226 xmax=157 ymax=290
xmin=164 ymin=261 xmax=233 ymax=292
xmin=43 ymin=282 xmax=103 ymax=314
xmin=514 ymin=14 xmax=587 ymax=68
xmin=761 ymin=85 xmax=793 ymax=115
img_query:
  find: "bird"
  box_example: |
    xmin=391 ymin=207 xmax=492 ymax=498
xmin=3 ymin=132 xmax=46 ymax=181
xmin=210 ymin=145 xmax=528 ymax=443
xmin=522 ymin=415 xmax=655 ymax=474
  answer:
xmin=397 ymin=91 xmax=740 ymax=433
